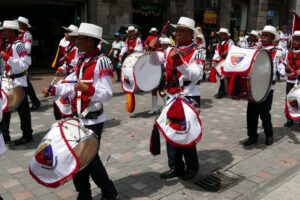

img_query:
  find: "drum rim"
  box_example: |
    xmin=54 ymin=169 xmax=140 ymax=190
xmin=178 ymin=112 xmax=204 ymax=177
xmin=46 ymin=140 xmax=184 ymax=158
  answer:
xmin=249 ymin=49 xmax=273 ymax=103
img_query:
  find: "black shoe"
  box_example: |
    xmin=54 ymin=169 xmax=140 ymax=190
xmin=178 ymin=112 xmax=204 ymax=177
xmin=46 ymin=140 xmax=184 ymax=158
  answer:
xmin=181 ymin=169 xmax=198 ymax=180
xmin=101 ymin=193 xmax=119 ymax=200
xmin=30 ymin=104 xmax=41 ymax=111
xmin=3 ymin=135 xmax=11 ymax=144
xmin=243 ymin=137 xmax=258 ymax=146
xmin=13 ymin=136 xmax=33 ymax=146
xmin=284 ymin=120 xmax=293 ymax=128
xmin=265 ymin=136 xmax=273 ymax=146
xmin=160 ymin=169 xmax=183 ymax=179
xmin=214 ymin=94 xmax=224 ymax=99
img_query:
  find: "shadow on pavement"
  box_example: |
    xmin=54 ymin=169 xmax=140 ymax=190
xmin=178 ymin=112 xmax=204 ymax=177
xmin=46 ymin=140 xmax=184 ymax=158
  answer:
xmin=200 ymin=98 xmax=213 ymax=109
xmin=104 ymin=119 xmax=122 ymax=129
xmin=130 ymin=110 xmax=159 ymax=119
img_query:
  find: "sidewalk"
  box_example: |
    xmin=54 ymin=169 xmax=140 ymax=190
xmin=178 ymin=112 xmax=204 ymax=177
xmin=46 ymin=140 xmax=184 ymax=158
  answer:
xmin=1 ymin=73 xmax=300 ymax=200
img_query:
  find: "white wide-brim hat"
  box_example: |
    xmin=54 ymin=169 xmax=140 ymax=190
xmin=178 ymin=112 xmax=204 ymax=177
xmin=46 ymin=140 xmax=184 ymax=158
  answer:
xmin=149 ymin=27 xmax=158 ymax=33
xmin=292 ymin=30 xmax=300 ymax=37
xmin=62 ymin=24 xmax=79 ymax=36
xmin=217 ymin=28 xmax=231 ymax=36
xmin=17 ymin=16 xmax=31 ymax=28
xmin=2 ymin=20 xmax=19 ymax=30
xmin=77 ymin=22 xmax=108 ymax=44
xmin=170 ymin=17 xmax=196 ymax=32
xmin=249 ymin=30 xmax=259 ymax=37
xmin=126 ymin=26 xmax=138 ymax=33
xmin=262 ymin=25 xmax=280 ymax=41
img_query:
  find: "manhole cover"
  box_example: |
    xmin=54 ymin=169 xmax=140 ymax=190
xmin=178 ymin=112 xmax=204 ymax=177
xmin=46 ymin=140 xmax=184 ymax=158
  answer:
xmin=194 ymin=170 xmax=245 ymax=192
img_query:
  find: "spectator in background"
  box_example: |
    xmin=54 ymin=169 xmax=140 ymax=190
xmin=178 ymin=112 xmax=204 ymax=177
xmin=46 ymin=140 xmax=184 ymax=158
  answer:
xmin=237 ymin=30 xmax=249 ymax=48
xmin=144 ymin=27 xmax=158 ymax=51
xmin=208 ymin=30 xmax=218 ymax=70
xmin=278 ymin=25 xmax=290 ymax=50
xmin=108 ymin=32 xmax=125 ymax=82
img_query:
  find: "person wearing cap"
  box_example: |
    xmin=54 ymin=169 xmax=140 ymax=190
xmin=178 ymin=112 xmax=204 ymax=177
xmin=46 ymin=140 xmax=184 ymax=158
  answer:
xmin=17 ymin=16 xmax=42 ymax=111
xmin=43 ymin=22 xmax=118 ymax=200
xmin=283 ymin=31 xmax=300 ymax=127
xmin=0 ymin=20 xmax=33 ymax=146
xmin=212 ymin=28 xmax=234 ymax=99
xmin=119 ymin=26 xmax=143 ymax=62
xmin=144 ymin=27 xmax=159 ymax=51
xmin=248 ymin=30 xmax=259 ymax=49
xmin=149 ymin=16 xmax=204 ymax=180
xmin=56 ymin=25 xmax=79 ymax=75
xmin=244 ymin=25 xmax=284 ymax=146
xmin=108 ymin=32 xmax=125 ymax=82
xmin=237 ymin=30 xmax=249 ymax=48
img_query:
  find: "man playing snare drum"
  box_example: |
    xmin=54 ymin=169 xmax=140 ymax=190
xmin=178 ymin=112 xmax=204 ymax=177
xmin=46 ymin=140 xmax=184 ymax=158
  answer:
xmin=149 ymin=17 xmax=204 ymax=180
xmin=43 ymin=23 xmax=119 ymax=200
xmin=0 ymin=20 xmax=33 ymax=146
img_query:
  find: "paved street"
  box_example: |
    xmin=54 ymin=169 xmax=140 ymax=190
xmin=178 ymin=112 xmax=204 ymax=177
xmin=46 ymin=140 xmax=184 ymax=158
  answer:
xmin=1 ymin=73 xmax=300 ymax=200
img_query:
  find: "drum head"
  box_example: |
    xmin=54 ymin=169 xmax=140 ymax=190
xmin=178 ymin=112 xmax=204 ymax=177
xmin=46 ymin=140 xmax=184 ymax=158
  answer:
xmin=134 ymin=54 xmax=162 ymax=92
xmin=8 ymin=87 xmax=25 ymax=111
xmin=62 ymin=118 xmax=98 ymax=170
xmin=250 ymin=50 xmax=273 ymax=102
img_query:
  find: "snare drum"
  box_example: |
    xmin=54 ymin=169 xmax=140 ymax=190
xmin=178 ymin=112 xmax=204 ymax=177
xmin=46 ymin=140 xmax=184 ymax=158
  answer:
xmin=121 ymin=52 xmax=162 ymax=93
xmin=0 ymin=77 xmax=25 ymax=112
xmin=155 ymin=96 xmax=202 ymax=147
xmin=29 ymin=118 xmax=98 ymax=188
xmin=222 ymin=46 xmax=273 ymax=103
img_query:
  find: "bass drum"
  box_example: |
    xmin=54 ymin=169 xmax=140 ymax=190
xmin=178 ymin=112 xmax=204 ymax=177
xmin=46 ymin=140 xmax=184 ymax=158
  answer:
xmin=121 ymin=52 xmax=162 ymax=93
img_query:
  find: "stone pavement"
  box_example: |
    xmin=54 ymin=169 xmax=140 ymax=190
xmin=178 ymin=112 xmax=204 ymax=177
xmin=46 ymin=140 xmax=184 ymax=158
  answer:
xmin=1 ymin=73 xmax=300 ymax=200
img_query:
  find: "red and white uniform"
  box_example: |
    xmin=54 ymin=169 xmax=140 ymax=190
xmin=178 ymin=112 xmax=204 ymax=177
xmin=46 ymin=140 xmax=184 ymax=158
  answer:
xmin=144 ymin=35 xmax=157 ymax=48
xmin=55 ymin=37 xmax=70 ymax=68
xmin=57 ymin=41 xmax=79 ymax=74
xmin=18 ymin=30 xmax=32 ymax=65
xmin=150 ymin=42 xmax=204 ymax=96
xmin=248 ymin=41 xmax=259 ymax=49
xmin=261 ymin=45 xmax=285 ymax=89
xmin=51 ymin=49 xmax=113 ymax=125
xmin=279 ymin=32 xmax=290 ymax=50
xmin=120 ymin=36 xmax=143 ymax=57
xmin=2 ymin=38 xmax=31 ymax=87
xmin=212 ymin=39 xmax=234 ymax=63
xmin=284 ymin=49 xmax=300 ymax=84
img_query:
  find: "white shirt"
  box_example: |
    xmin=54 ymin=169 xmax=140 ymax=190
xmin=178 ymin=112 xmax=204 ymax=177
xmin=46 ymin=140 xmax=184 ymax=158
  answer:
xmin=238 ymin=35 xmax=249 ymax=48
xmin=111 ymin=40 xmax=125 ymax=58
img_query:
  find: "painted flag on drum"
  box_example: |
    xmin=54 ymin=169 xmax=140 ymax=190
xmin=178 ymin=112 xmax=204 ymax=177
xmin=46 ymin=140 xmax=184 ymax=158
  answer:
xmin=155 ymin=96 xmax=202 ymax=147
xmin=30 ymin=118 xmax=98 ymax=188
xmin=285 ymin=86 xmax=300 ymax=120
xmin=29 ymin=121 xmax=80 ymax=188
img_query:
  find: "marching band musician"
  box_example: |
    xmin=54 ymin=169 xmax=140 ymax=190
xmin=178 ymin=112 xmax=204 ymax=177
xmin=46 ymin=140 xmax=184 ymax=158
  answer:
xmin=0 ymin=20 xmax=33 ymax=145
xmin=212 ymin=28 xmax=234 ymax=99
xmin=195 ymin=31 xmax=207 ymax=80
xmin=43 ymin=23 xmax=119 ymax=200
xmin=119 ymin=26 xmax=143 ymax=62
xmin=149 ymin=17 xmax=204 ymax=180
xmin=56 ymin=25 xmax=79 ymax=75
xmin=237 ymin=30 xmax=249 ymax=48
xmin=243 ymin=25 xmax=284 ymax=146
xmin=148 ymin=37 xmax=171 ymax=114
xmin=283 ymin=31 xmax=300 ymax=127
xmin=144 ymin=27 xmax=159 ymax=51
xmin=247 ymin=30 xmax=259 ymax=49
xmin=17 ymin=16 xmax=41 ymax=111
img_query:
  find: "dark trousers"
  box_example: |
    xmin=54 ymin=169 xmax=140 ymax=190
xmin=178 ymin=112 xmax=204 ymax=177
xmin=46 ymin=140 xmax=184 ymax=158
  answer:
xmin=286 ymin=82 xmax=295 ymax=121
xmin=166 ymin=96 xmax=200 ymax=173
xmin=73 ymin=122 xmax=118 ymax=200
xmin=26 ymin=77 xmax=40 ymax=106
xmin=218 ymin=79 xmax=226 ymax=96
xmin=0 ymin=88 xmax=32 ymax=139
xmin=247 ymin=90 xmax=274 ymax=138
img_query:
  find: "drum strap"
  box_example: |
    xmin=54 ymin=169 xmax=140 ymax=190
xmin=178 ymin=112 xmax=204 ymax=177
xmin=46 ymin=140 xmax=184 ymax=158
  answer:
xmin=9 ymin=72 xmax=26 ymax=79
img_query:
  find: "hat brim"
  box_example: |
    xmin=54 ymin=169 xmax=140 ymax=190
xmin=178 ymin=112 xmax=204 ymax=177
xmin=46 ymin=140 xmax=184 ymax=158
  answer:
xmin=126 ymin=29 xmax=137 ymax=33
xmin=17 ymin=20 xmax=31 ymax=28
xmin=170 ymin=23 xmax=196 ymax=32
xmin=217 ymin=31 xmax=230 ymax=36
xmin=78 ymin=32 xmax=109 ymax=44
xmin=149 ymin=30 xmax=158 ymax=33
xmin=262 ymin=30 xmax=280 ymax=41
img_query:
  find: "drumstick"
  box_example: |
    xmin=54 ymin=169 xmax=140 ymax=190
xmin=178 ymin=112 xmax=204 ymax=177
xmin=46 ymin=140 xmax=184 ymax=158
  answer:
xmin=157 ymin=21 xmax=170 ymax=39
xmin=61 ymin=80 xmax=94 ymax=84
xmin=103 ymin=154 xmax=111 ymax=166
